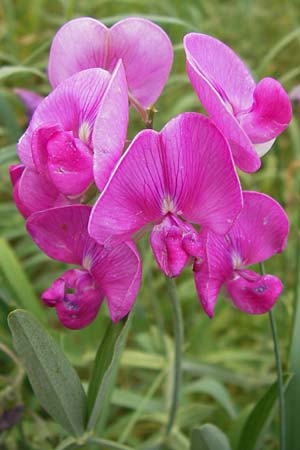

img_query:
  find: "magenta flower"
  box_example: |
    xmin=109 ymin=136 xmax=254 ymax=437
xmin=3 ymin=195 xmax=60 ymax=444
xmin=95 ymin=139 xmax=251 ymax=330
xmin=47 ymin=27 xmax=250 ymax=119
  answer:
xmin=14 ymin=62 xmax=128 ymax=217
xmin=89 ymin=113 xmax=243 ymax=277
xmin=194 ymin=191 xmax=289 ymax=317
xmin=184 ymin=33 xmax=292 ymax=172
xmin=26 ymin=205 xmax=142 ymax=329
xmin=48 ymin=17 xmax=173 ymax=109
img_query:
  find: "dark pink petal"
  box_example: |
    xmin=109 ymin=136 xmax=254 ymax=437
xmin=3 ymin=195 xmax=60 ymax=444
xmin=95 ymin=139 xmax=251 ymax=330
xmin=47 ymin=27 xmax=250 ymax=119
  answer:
xmin=185 ymin=43 xmax=260 ymax=173
xmin=14 ymin=89 xmax=43 ymax=118
xmin=160 ymin=114 xmax=242 ymax=233
xmin=32 ymin=126 xmax=93 ymax=196
xmin=184 ymin=33 xmax=255 ymax=111
xmin=110 ymin=18 xmax=173 ymax=108
xmin=17 ymin=168 xmax=71 ymax=217
xmin=225 ymin=270 xmax=283 ymax=314
xmin=26 ymin=205 xmax=92 ymax=265
xmin=89 ymin=113 xmax=242 ymax=244
xmin=18 ymin=68 xmax=111 ymax=166
xmin=93 ymin=60 xmax=129 ymax=191
xmin=150 ymin=216 xmax=189 ymax=278
xmin=9 ymin=164 xmax=31 ymax=218
xmin=194 ymin=230 xmax=233 ymax=317
xmin=229 ymin=191 xmax=289 ymax=266
xmin=238 ymin=77 xmax=292 ymax=144
xmin=9 ymin=164 xmax=24 ymax=187
xmin=42 ymin=269 xmax=103 ymax=329
xmin=48 ymin=17 xmax=109 ymax=88
xmin=90 ymin=241 xmax=142 ymax=322
xmin=89 ymin=129 xmax=163 ymax=244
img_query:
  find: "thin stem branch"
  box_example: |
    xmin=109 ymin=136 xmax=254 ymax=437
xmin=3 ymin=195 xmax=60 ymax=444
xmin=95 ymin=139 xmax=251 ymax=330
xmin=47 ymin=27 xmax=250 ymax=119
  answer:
xmin=165 ymin=277 xmax=184 ymax=435
xmin=260 ymin=262 xmax=285 ymax=450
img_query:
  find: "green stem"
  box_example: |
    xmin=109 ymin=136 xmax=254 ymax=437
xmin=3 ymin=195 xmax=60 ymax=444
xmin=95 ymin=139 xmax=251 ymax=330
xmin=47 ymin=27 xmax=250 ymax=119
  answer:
xmin=260 ymin=262 xmax=285 ymax=450
xmin=165 ymin=277 xmax=184 ymax=435
xmin=88 ymin=437 xmax=134 ymax=450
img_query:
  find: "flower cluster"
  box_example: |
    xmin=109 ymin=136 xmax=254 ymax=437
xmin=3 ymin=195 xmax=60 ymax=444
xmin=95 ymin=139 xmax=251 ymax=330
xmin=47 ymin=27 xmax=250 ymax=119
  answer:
xmin=11 ymin=17 xmax=291 ymax=329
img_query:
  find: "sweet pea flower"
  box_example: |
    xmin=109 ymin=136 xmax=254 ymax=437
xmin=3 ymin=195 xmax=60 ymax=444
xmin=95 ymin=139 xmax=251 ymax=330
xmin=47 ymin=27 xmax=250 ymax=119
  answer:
xmin=26 ymin=205 xmax=142 ymax=329
xmin=14 ymin=62 xmax=128 ymax=217
xmin=48 ymin=17 xmax=173 ymax=110
xmin=184 ymin=33 xmax=292 ymax=172
xmin=194 ymin=191 xmax=289 ymax=317
xmin=89 ymin=113 xmax=243 ymax=278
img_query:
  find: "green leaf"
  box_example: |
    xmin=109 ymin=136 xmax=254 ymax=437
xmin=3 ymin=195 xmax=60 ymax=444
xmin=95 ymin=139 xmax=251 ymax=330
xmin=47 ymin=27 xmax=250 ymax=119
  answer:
xmin=0 ymin=65 xmax=46 ymax=81
xmin=184 ymin=378 xmax=237 ymax=419
xmin=86 ymin=314 xmax=132 ymax=430
xmin=0 ymin=238 xmax=45 ymax=321
xmin=190 ymin=424 xmax=231 ymax=450
xmin=238 ymin=374 xmax=291 ymax=450
xmin=8 ymin=309 xmax=87 ymax=436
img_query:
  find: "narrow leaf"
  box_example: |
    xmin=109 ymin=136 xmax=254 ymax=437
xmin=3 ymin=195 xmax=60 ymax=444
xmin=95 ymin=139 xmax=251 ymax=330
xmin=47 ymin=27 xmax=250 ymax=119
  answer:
xmin=87 ymin=314 xmax=132 ymax=430
xmin=8 ymin=309 xmax=87 ymax=436
xmin=0 ymin=238 xmax=44 ymax=321
xmin=238 ymin=374 xmax=291 ymax=450
xmin=0 ymin=66 xmax=46 ymax=81
xmin=190 ymin=423 xmax=231 ymax=450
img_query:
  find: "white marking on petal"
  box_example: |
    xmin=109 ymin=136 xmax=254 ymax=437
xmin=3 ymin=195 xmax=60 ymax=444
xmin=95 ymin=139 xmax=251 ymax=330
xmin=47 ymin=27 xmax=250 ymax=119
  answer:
xmin=254 ymin=138 xmax=276 ymax=157
xmin=231 ymin=251 xmax=242 ymax=269
xmin=162 ymin=195 xmax=176 ymax=215
xmin=79 ymin=122 xmax=90 ymax=144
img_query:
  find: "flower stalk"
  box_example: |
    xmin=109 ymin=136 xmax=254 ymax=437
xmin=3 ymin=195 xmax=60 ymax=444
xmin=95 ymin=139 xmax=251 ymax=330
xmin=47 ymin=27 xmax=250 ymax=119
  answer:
xmin=260 ymin=262 xmax=285 ymax=450
xmin=165 ymin=277 xmax=184 ymax=435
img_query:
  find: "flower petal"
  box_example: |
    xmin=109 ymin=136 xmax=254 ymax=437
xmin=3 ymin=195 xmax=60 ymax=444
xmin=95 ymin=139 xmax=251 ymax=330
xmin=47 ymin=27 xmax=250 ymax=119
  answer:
xmin=90 ymin=241 xmax=142 ymax=322
xmin=238 ymin=77 xmax=292 ymax=143
xmin=89 ymin=113 xmax=242 ymax=244
xmin=184 ymin=33 xmax=255 ymax=111
xmin=110 ymin=18 xmax=173 ymax=108
xmin=229 ymin=191 xmax=289 ymax=265
xmin=184 ymin=33 xmax=261 ymax=173
xmin=93 ymin=60 xmax=129 ymax=191
xmin=48 ymin=17 xmax=109 ymax=88
xmin=17 ymin=167 xmax=71 ymax=217
xmin=194 ymin=229 xmax=233 ymax=317
xmin=89 ymin=129 xmax=163 ymax=244
xmin=26 ymin=205 xmax=92 ymax=265
xmin=160 ymin=113 xmax=242 ymax=233
xmin=150 ymin=216 xmax=189 ymax=278
xmin=225 ymin=270 xmax=283 ymax=314
xmin=18 ymin=68 xmax=111 ymax=167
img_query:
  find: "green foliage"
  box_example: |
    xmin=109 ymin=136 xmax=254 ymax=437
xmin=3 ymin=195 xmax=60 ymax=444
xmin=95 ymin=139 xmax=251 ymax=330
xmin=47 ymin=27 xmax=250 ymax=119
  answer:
xmin=190 ymin=424 xmax=231 ymax=450
xmin=8 ymin=310 xmax=87 ymax=436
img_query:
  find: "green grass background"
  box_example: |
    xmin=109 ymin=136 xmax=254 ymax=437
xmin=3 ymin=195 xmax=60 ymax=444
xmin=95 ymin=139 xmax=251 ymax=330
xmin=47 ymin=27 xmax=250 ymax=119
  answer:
xmin=1 ymin=0 xmax=300 ymax=449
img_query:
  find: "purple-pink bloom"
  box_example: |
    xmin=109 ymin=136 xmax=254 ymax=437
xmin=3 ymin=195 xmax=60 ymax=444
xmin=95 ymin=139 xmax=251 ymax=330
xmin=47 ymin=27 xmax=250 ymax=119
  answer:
xmin=14 ymin=89 xmax=43 ymax=118
xmin=194 ymin=191 xmax=289 ymax=317
xmin=184 ymin=33 xmax=292 ymax=173
xmin=48 ymin=17 xmax=173 ymax=109
xmin=89 ymin=113 xmax=243 ymax=277
xmin=14 ymin=62 xmax=128 ymax=217
xmin=26 ymin=205 xmax=142 ymax=329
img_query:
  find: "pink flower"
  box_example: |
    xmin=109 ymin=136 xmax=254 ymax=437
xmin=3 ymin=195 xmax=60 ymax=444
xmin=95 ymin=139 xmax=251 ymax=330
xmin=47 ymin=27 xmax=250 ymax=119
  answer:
xmin=14 ymin=62 xmax=128 ymax=217
xmin=48 ymin=17 xmax=173 ymax=109
xmin=184 ymin=33 xmax=292 ymax=173
xmin=26 ymin=205 xmax=142 ymax=328
xmin=194 ymin=191 xmax=289 ymax=317
xmin=89 ymin=113 xmax=243 ymax=277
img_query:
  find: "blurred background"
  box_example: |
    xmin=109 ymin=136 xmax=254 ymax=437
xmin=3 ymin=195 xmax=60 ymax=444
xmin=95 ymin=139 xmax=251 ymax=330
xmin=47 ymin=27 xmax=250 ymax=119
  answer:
xmin=1 ymin=1 xmax=300 ymax=449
